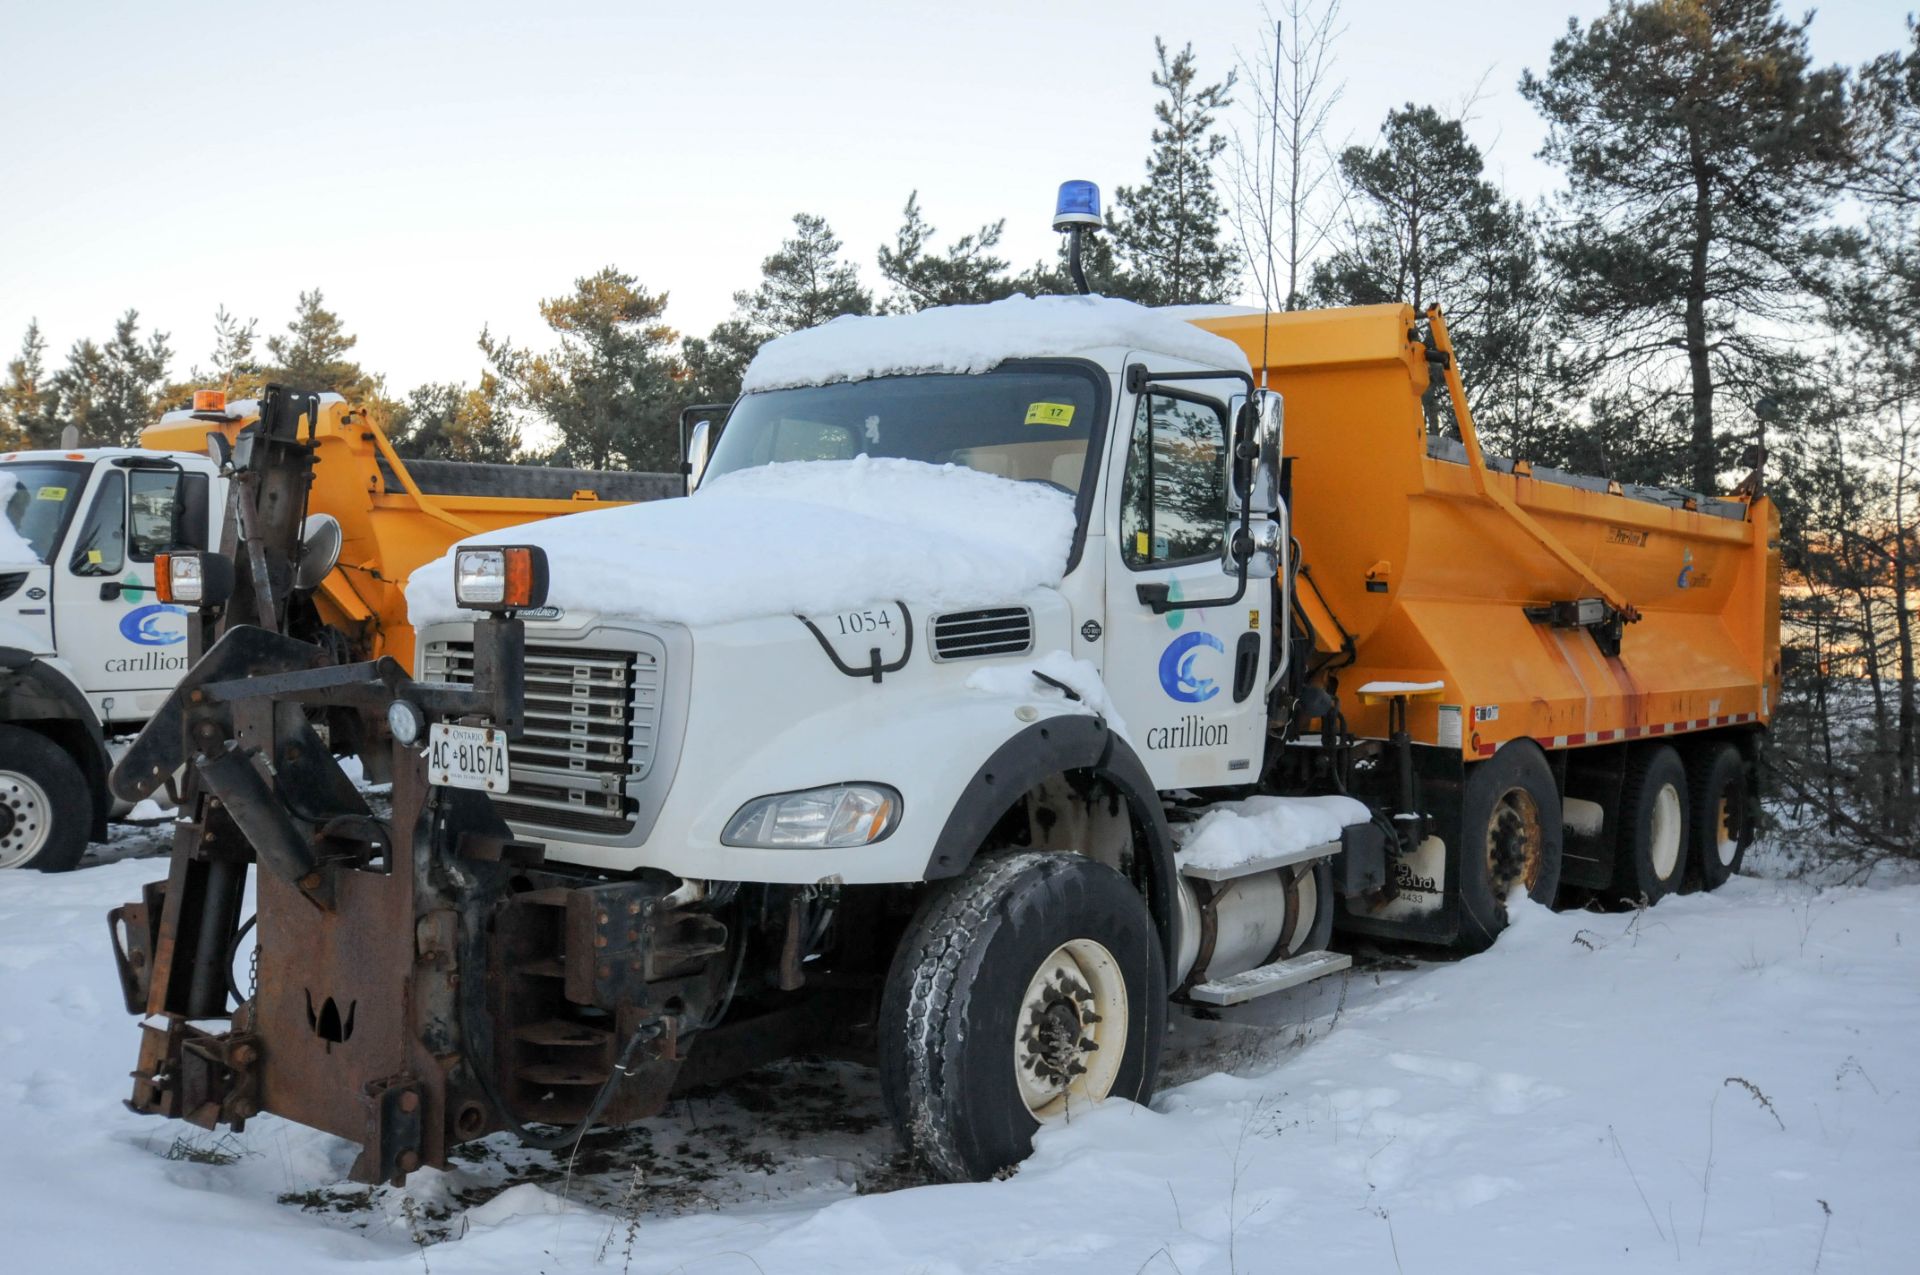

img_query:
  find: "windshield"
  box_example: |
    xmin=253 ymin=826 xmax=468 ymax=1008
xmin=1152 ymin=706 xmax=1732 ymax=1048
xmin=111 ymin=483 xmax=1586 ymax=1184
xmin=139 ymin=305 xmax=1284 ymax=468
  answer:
xmin=704 ymin=364 xmax=1107 ymax=497
xmin=0 ymin=462 xmax=88 ymax=565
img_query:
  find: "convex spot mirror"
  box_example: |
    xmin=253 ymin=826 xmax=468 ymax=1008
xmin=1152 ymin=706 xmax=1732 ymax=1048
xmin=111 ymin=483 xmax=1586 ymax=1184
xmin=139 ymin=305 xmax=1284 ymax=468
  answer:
xmin=295 ymin=513 xmax=343 ymax=591
xmin=1220 ymin=515 xmax=1284 ymax=581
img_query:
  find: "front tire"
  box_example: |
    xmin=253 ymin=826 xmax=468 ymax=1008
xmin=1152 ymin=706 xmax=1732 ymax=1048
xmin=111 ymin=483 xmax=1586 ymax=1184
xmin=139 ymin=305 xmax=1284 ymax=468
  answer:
xmin=0 ymin=725 xmax=90 ymax=872
xmin=879 ymin=852 xmax=1165 ymax=1182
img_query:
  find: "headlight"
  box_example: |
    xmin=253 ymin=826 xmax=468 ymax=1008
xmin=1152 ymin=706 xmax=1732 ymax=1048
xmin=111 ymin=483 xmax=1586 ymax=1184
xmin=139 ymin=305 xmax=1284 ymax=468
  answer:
xmin=155 ymin=551 xmax=234 ymax=608
xmin=722 ymin=784 xmax=901 ymax=849
xmin=454 ymin=545 xmax=549 ymax=612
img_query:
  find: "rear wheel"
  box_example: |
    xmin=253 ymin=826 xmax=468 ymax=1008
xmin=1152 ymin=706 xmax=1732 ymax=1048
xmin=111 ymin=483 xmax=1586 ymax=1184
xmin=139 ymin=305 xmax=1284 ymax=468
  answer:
xmin=879 ymin=852 xmax=1165 ymax=1182
xmin=0 ymin=725 xmax=90 ymax=872
xmin=1613 ymin=745 xmax=1690 ymax=904
xmin=1456 ymin=741 xmax=1564 ymax=953
xmin=1689 ymin=743 xmax=1752 ymax=891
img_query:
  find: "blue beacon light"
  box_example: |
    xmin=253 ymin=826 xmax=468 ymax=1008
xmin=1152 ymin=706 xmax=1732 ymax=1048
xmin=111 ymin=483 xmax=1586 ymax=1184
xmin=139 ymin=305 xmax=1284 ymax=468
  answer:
xmin=1052 ymin=180 xmax=1102 ymax=231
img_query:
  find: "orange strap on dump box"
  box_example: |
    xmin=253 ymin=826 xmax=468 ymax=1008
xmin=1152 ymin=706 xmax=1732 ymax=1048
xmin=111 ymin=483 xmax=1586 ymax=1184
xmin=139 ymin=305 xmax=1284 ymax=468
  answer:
xmin=1425 ymin=305 xmax=1638 ymax=622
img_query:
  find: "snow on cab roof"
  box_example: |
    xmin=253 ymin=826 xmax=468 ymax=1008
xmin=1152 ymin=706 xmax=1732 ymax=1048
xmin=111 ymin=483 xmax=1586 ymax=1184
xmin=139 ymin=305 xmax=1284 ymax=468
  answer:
xmin=740 ymin=295 xmax=1252 ymax=393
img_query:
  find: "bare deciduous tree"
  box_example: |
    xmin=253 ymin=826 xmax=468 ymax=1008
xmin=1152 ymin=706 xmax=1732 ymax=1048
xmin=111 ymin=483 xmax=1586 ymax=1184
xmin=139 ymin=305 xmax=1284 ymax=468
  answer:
xmin=1231 ymin=1 xmax=1346 ymax=325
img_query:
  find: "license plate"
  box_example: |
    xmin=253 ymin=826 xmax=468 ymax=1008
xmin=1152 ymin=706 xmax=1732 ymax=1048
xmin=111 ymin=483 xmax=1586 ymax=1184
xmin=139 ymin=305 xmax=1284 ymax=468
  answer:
xmin=427 ymin=723 xmax=510 ymax=793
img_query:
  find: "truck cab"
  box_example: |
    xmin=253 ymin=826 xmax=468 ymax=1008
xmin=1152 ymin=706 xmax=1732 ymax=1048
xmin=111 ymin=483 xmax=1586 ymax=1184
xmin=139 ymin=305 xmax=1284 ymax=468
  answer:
xmin=0 ymin=446 xmax=222 ymax=867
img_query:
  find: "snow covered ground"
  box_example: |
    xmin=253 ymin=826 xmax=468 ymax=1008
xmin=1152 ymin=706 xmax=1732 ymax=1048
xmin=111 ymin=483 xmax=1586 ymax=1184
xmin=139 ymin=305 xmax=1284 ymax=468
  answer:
xmin=2 ymin=825 xmax=1915 ymax=1273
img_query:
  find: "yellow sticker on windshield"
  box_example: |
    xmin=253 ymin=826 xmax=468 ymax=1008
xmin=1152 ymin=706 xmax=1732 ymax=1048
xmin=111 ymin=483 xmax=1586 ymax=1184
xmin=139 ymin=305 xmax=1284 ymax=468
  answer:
xmin=35 ymin=486 xmax=67 ymax=501
xmin=87 ymin=549 xmax=102 ymax=564
xmin=1025 ymin=402 xmax=1075 ymax=427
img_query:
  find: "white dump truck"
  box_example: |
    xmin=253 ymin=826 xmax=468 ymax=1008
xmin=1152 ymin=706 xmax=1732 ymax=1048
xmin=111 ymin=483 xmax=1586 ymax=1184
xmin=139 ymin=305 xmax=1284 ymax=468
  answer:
xmin=111 ymin=193 xmax=1774 ymax=1185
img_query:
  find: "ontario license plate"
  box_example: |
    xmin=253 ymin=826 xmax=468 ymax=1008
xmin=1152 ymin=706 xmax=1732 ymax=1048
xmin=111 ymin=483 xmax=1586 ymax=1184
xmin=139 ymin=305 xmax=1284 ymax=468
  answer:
xmin=427 ymin=723 xmax=510 ymax=793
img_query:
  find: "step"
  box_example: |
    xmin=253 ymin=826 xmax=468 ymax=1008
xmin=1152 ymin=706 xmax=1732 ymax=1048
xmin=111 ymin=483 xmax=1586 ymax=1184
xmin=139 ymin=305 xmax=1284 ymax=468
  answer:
xmin=512 ymin=1019 xmax=612 ymax=1048
xmin=514 ymin=1062 xmax=610 ymax=1088
xmin=1186 ymin=949 xmax=1353 ymax=1007
xmin=1178 ymin=838 xmax=1342 ymax=883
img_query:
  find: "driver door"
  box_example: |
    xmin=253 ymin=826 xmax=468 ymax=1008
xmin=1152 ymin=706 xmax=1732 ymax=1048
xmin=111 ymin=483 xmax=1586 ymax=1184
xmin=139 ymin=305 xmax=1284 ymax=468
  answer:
xmin=1101 ymin=375 xmax=1269 ymax=789
xmin=61 ymin=465 xmax=207 ymax=724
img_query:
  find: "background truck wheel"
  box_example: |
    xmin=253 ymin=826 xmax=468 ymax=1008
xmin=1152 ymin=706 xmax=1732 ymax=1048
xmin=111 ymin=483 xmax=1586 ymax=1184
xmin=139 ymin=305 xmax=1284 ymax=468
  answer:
xmin=879 ymin=851 xmax=1165 ymax=1182
xmin=1688 ymin=743 xmax=1752 ymax=891
xmin=1613 ymin=744 xmax=1690 ymax=904
xmin=0 ymin=726 xmax=90 ymax=872
xmin=1456 ymin=741 xmax=1563 ymax=953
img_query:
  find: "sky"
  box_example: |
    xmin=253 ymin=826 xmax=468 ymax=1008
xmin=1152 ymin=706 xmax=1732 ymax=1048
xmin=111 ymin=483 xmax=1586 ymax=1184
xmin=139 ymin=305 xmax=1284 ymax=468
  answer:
xmin=1 ymin=0 xmax=1909 ymax=395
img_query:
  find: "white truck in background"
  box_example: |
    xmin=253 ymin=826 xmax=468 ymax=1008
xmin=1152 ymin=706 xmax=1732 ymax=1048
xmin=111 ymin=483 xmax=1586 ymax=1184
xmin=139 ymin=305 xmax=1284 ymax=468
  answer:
xmin=0 ymin=447 xmax=220 ymax=868
xmin=0 ymin=392 xmax=674 ymax=871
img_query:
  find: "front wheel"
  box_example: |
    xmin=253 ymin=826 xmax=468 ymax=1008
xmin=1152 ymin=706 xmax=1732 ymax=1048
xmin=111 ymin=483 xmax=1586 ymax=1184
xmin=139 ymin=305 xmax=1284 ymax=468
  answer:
xmin=0 ymin=725 xmax=90 ymax=872
xmin=879 ymin=852 xmax=1165 ymax=1182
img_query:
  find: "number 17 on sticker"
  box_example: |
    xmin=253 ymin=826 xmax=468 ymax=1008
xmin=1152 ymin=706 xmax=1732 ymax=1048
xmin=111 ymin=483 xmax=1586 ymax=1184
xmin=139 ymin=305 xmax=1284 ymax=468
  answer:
xmin=1025 ymin=402 xmax=1075 ymax=427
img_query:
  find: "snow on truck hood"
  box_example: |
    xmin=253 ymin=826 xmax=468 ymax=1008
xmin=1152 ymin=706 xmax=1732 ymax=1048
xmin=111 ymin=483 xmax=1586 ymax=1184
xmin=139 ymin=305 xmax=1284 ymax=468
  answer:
xmin=405 ymin=457 xmax=1077 ymax=629
xmin=740 ymin=294 xmax=1251 ymax=392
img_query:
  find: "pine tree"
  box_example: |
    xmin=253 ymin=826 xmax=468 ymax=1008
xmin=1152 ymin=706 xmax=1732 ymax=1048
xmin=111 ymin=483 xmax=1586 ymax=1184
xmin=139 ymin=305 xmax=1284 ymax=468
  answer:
xmin=1310 ymin=104 xmax=1557 ymax=451
xmin=389 ymin=374 xmax=521 ymax=463
xmin=1522 ymin=0 xmax=1854 ymax=493
xmin=481 ymin=267 xmax=680 ymax=471
xmin=678 ymin=318 xmax=760 ymax=407
xmin=1 ymin=322 xmax=59 ymax=448
xmin=52 ymin=311 xmax=172 ymax=446
xmin=209 ymin=306 xmax=264 ymax=398
xmin=737 ymin=213 xmax=872 ymax=335
xmin=1851 ymin=18 xmax=1919 ymax=211
xmin=680 ymin=213 xmax=875 ymax=406
xmin=1106 ymin=39 xmax=1240 ymax=305
xmin=266 ymin=288 xmax=379 ymax=399
xmin=876 ymin=193 xmax=1017 ymax=312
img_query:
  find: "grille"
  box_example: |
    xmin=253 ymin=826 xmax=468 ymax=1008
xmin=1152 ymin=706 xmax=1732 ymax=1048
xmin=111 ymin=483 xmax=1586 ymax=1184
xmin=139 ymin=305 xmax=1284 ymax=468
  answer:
xmin=421 ymin=640 xmax=658 ymax=836
xmin=931 ymin=607 xmax=1033 ymax=660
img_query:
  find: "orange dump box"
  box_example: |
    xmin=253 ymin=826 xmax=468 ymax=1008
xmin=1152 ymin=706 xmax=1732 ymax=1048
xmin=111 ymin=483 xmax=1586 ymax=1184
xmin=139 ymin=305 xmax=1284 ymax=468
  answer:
xmin=1197 ymin=303 xmax=1779 ymax=757
xmin=143 ymin=397 xmax=678 ymax=671
xmin=1195 ymin=305 xmax=1780 ymax=936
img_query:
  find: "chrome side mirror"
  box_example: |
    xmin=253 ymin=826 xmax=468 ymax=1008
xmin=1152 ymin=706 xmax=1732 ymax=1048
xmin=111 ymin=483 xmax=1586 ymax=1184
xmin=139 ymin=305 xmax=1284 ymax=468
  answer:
xmin=1221 ymin=516 xmax=1283 ymax=580
xmin=686 ymin=419 xmax=715 ymax=494
xmin=1250 ymin=391 xmax=1283 ymax=515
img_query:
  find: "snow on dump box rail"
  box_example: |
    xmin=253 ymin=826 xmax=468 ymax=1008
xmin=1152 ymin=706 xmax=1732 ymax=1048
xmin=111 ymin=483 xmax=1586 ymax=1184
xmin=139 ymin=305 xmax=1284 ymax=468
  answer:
xmin=406 ymin=457 xmax=1076 ymax=628
xmin=1175 ymin=794 xmax=1372 ymax=874
xmin=740 ymin=294 xmax=1251 ymax=392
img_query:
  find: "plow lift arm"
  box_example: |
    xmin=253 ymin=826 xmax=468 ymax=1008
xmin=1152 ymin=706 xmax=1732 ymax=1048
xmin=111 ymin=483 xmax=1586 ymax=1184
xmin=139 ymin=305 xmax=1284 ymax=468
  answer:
xmin=104 ymin=385 xmax=697 ymax=1184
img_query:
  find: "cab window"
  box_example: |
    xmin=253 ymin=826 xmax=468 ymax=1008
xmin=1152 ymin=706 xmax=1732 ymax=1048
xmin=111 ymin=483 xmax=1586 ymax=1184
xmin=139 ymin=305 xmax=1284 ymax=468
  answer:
xmin=1119 ymin=391 xmax=1230 ymax=567
xmin=68 ymin=470 xmax=126 ymax=577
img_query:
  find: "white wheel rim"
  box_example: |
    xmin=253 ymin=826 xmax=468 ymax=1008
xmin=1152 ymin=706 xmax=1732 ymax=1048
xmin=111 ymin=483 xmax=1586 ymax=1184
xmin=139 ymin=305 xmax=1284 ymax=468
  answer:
xmin=1649 ymin=783 xmax=1683 ymax=880
xmin=0 ymin=769 xmax=53 ymax=869
xmin=1715 ymin=796 xmax=1738 ymax=868
xmin=1288 ymin=866 xmax=1319 ymax=955
xmin=1013 ymin=938 xmax=1128 ymax=1121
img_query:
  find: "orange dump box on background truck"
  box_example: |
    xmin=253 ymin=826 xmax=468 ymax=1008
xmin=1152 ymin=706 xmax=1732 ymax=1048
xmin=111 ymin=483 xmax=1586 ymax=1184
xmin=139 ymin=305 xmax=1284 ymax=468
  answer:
xmin=106 ymin=292 xmax=1778 ymax=1188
